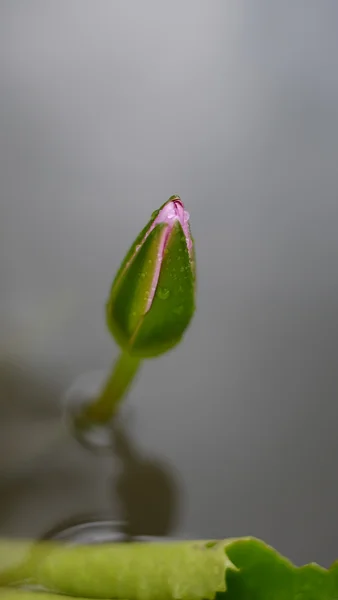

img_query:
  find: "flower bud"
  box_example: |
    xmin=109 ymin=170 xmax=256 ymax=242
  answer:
xmin=106 ymin=196 xmax=196 ymax=357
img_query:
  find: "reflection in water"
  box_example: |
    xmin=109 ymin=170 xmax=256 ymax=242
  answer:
xmin=62 ymin=369 xmax=117 ymax=454
xmin=112 ymin=420 xmax=178 ymax=538
xmin=0 ymin=360 xmax=179 ymax=541
xmin=43 ymin=417 xmax=180 ymax=543
xmin=40 ymin=417 xmax=179 ymax=543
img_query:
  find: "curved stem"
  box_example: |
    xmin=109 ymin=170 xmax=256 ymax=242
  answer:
xmin=80 ymin=352 xmax=141 ymax=425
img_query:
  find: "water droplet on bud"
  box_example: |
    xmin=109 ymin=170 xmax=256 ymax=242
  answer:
xmin=173 ymin=305 xmax=184 ymax=315
xmin=157 ymin=287 xmax=170 ymax=300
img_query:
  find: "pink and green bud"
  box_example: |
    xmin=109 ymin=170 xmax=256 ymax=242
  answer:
xmin=106 ymin=196 xmax=196 ymax=357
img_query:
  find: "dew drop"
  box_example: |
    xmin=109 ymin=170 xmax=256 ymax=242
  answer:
xmin=132 ymin=311 xmax=136 ymax=317
xmin=157 ymin=287 xmax=170 ymax=300
xmin=148 ymin=259 xmax=152 ymax=264
xmin=173 ymin=305 xmax=184 ymax=315
xmin=180 ymin=266 xmax=185 ymax=272
xmin=141 ymin=273 xmax=146 ymax=278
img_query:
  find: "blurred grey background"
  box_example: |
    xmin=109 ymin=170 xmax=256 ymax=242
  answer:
xmin=1 ymin=0 xmax=338 ymax=566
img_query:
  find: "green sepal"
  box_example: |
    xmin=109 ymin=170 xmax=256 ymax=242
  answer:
xmin=131 ymin=220 xmax=195 ymax=357
xmin=106 ymin=223 xmax=166 ymax=351
xmin=107 ymin=216 xmax=155 ymax=296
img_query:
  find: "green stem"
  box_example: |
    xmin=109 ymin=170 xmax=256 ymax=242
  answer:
xmin=80 ymin=351 xmax=141 ymax=425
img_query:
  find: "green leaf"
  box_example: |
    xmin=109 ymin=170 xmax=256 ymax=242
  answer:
xmin=31 ymin=540 xmax=231 ymax=600
xmin=0 ymin=540 xmax=232 ymax=600
xmin=0 ymin=590 xmax=90 ymax=600
xmin=1 ymin=538 xmax=338 ymax=600
xmin=220 ymin=538 xmax=338 ymax=600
